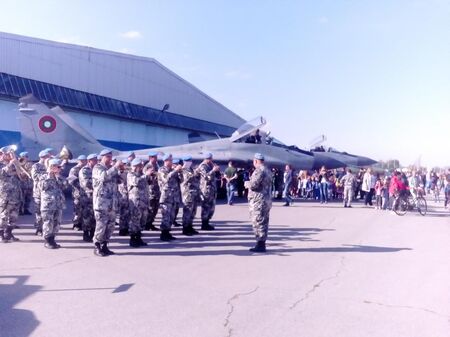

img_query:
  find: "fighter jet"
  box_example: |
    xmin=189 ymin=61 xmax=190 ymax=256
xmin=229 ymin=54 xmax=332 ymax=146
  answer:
xmin=17 ymin=94 xmax=346 ymax=170
xmin=311 ymin=146 xmax=378 ymax=168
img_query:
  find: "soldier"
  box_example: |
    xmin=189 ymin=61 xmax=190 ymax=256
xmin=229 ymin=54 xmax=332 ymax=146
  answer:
xmin=180 ymin=155 xmax=201 ymax=236
xmin=198 ymin=152 xmax=220 ymax=230
xmin=18 ymin=152 xmax=33 ymax=215
xmin=247 ymin=153 xmax=273 ymax=253
xmin=143 ymin=151 xmax=160 ymax=231
xmin=0 ymin=148 xmax=22 ymax=243
xmin=40 ymin=159 xmax=67 ymax=249
xmin=92 ymin=149 xmax=123 ymax=257
xmin=158 ymin=153 xmax=183 ymax=241
xmin=172 ymin=158 xmax=182 ymax=227
xmin=79 ymin=153 xmax=97 ymax=242
xmin=127 ymin=158 xmax=152 ymax=247
xmin=340 ymin=168 xmax=356 ymax=208
xmin=117 ymin=159 xmax=130 ymax=236
xmin=68 ymin=155 xmax=87 ymax=231
xmin=31 ymin=149 xmax=52 ymax=236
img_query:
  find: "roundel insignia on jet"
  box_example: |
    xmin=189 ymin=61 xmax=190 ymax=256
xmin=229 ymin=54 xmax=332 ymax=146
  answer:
xmin=38 ymin=115 xmax=57 ymax=133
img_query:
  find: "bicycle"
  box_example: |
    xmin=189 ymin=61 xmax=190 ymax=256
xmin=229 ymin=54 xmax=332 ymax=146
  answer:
xmin=393 ymin=190 xmax=427 ymax=216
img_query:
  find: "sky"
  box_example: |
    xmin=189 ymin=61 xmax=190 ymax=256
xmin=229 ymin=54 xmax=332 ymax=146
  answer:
xmin=0 ymin=0 xmax=449 ymax=167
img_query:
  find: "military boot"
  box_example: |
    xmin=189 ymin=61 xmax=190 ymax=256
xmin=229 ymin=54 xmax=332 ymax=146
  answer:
xmin=119 ymin=228 xmax=129 ymax=236
xmin=50 ymin=235 xmax=61 ymax=248
xmin=83 ymin=230 xmax=92 ymax=242
xmin=35 ymin=228 xmax=43 ymax=236
xmin=0 ymin=229 xmax=4 ymax=242
xmin=2 ymin=227 xmax=19 ymax=243
xmin=72 ymin=223 xmax=82 ymax=231
xmin=201 ymin=220 xmax=215 ymax=231
xmin=249 ymin=241 xmax=266 ymax=253
xmin=101 ymin=242 xmax=115 ymax=255
xmin=44 ymin=236 xmax=60 ymax=249
xmin=129 ymin=234 xmax=140 ymax=248
xmin=160 ymin=230 xmax=176 ymax=241
xmin=89 ymin=230 xmax=95 ymax=241
xmin=136 ymin=232 xmax=148 ymax=246
xmin=94 ymin=242 xmax=107 ymax=257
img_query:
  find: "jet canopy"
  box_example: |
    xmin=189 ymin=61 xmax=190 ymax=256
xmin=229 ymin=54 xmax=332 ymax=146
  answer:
xmin=230 ymin=116 xmax=266 ymax=143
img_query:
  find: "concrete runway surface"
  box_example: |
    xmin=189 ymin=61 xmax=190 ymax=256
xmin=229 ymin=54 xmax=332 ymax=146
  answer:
xmin=1 ymin=198 xmax=449 ymax=337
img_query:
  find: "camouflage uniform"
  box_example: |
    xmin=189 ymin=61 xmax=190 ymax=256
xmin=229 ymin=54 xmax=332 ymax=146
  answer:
xmin=92 ymin=163 xmax=119 ymax=244
xmin=158 ymin=165 xmax=181 ymax=230
xmin=248 ymin=164 xmax=273 ymax=242
xmin=39 ymin=173 xmax=67 ymax=239
xmin=0 ymin=161 xmax=21 ymax=240
xmin=143 ymin=161 xmax=160 ymax=228
xmin=117 ymin=170 xmax=129 ymax=233
xmin=19 ymin=161 xmax=33 ymax=214
xmin=127 ymin=170 xmax=149 ymax=234
xmin=199 ymin=162 xmax=219 ymax=222
xmin=79 ymin=165 xmax=95 ymax=232
xmin=181 ymin=167 xmax=200 ymax=228
xmin=172 ymin=170 xmax=182 ymax=225
xmin=68 ymin=164 xmax=83 ymax=228
xmin=31 ymin=161 xmax=47 ymax=231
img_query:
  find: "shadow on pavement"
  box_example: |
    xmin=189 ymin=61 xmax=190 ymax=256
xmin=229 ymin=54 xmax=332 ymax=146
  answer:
xmin=0 ymin=275 xmax=40 ymax=337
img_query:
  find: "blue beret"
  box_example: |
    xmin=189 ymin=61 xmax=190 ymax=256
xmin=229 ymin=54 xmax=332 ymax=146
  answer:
xmin=131 ymin=158 xmax=142 ymax=166
xmin=203 ymin=152 xmax=213 ymax=159
xmin=19 ymin=152 xmax=29 ymax=158
xmin=99 ymin=149 xmax=112 ymax=156
xmin=38 ymin=149 xmax=49 ymax=158
xmin=162 ymin=153 xmax=172 ymax=161
xmin=77 ymin=155 xmax=87 ymax=160
xmin=148 ymin=151 xmax=158 ymax=157
xmin=48 ymin=158 xmax=61 ymax=166
xmin=254 ymin=153 xmax=264 ymax=160
xmin=182 ymin=155 xmax=192 ymax=161
xmin=87 ymin=153 xmax=97 ymax=160
xmin=172 ymin=158 xmax=180 ymax=164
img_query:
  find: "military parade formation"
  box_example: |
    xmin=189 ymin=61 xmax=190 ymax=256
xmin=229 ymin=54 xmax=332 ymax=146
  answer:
xmin=0 ymin=146 xmax=273 ymax=255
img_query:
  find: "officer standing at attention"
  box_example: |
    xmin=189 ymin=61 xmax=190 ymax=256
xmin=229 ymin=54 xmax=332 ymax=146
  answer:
xmin=18 ymin=152 xmax=33 ymax=215
xmin=0 ymin=148 xmax=22 ymax=243
xmin=158 ymin=153 xmax=183 ymax=241
xmin=198 ymin=153 xmax=220 ymax=230
xmin=40 ymin=159 xmax=67 ymax=249
xmin=127 ymin=158 xmax=152 ymax=247
xmin=247 ymin=153 xmax=273 ymax=253
xmin=171 ymin=158 xmax=183 ymax=227
xmin=68 ymin=155 xmax=87 ymax=231
xmin=92 ymin=149 xmax=122 ymax=256
xmin=117 ymin=159 xmax=130 ymax=236
xmin=143 ymin=151 xmax=160 ymax=231
xmin=31 ymin=149 xmax=52 ymax=236
xmin=180 ymin=155 xmax=201 ymax=236
xmin=79 ymin=153 xmax=97 ymax=242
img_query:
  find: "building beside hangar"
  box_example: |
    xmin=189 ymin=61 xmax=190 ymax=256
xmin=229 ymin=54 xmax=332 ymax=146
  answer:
xmin=0 ymin=31 xmax=245 ymax=154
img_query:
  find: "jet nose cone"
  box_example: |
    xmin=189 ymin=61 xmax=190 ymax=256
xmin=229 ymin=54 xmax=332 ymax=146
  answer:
xmin=313 ymin=154 xmax=346 ymax=169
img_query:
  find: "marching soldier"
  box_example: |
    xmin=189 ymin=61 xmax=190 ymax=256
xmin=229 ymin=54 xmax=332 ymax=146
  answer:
xmin=158 ymin=153 xmax=183 ymax=241
xmin=18 ymin=152 xmax=33 ymax=215
xmin=79 ymin=153 xmax=97 ymax=242
xmin=198 ymin=153 xmax=220 ymax=230
xmin=247 ymin=153 xmax=273 ymax=253
xmin=143 ymin=151 xmax=160 ymax=231
xmin=180 ymin=155 xmax=201 ymax=236
xmin=172 ymin=158 xmax=182 ymax=227
xmin=127 ymin=158 xmax=152 ymax=247
xmin=31 ymin=149 xmax=52 ymax=236
xmin=68 ymin=155 xmax=87 ymax=230
xmin=40 ymin=159 xmax=67 ymax=249
xmin=92 ymin=149 xmax=122 ymax=256
xmin=117 ymin=160 xmax=130 ymax=236
xmin=0 ymin=148 xmax=22 ymax=243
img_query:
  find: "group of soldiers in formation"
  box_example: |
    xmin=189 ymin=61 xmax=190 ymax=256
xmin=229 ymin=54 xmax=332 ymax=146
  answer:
xmin=0 ymin=146 xmax=273 ymax=255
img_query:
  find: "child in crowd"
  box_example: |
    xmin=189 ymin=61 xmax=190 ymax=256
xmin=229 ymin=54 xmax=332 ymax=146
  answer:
xmin=374 ymin=176 xmax=383 ymax=209
xmin=381 ymin=177 xmax=390 ymax=210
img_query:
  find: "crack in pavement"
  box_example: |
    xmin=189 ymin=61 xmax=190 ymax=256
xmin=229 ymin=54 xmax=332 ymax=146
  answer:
xmin=363 ymin=300 xmax=450 ymax=323
xmin=224 ymin=286 xmax=259 ymax=337
xmin=0 ymin=256 xmax=91 ymax=271
xmin=289 ymin=256 xmax=345 ymax=310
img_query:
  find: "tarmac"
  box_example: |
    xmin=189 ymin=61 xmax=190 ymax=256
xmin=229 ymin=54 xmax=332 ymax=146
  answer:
xmin=1 ymin=197 xmax=449 ymax=337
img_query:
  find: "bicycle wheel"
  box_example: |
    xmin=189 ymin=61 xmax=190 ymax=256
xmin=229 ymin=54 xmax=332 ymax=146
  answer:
xmin=416 ymin=197 xmax=427 ymax=216
xmin=394 ymin=197 xmax=408 ymax=216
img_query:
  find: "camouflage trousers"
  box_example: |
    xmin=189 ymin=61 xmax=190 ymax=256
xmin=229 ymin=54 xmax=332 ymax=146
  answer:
xmin=182 ymin=200 xmax=198 ymax=227
xmin=129 ymin=201 xmax=148 ymax=234
xmin=117 ymin=197 xmax=129 ymax=231
xmin=72 ymin=194 xmax=82 ymax=226
xmin=42 ymin=209 xmax=62 ymax=239
xmin=172 ymin=200 xmax=181 ymax=224
xmin=93 ymin=208 xmax=116 ymax=244
xmin=249 ymin=200 xmax=271 ymax=242
xmin=159 ymin=201 xmax=174 ymax=231
xmin=34 ymin=197 xmax=42 ymax=230
xmin=80 ymin=196 xmax=95 ymax=231
xmin=146 ymin=197 xmax=159 ymax=226
xmin=20 ymin=187 xmax=32 ymax=213
xmin=0 ymin=200 xmax=20 ymax=230
xmin=201 ymin=196 xmax=216 ymax=221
